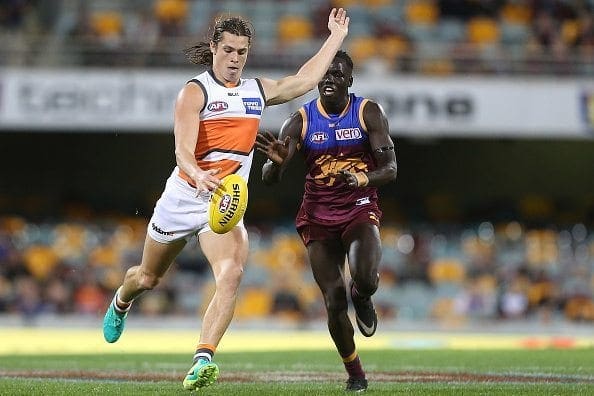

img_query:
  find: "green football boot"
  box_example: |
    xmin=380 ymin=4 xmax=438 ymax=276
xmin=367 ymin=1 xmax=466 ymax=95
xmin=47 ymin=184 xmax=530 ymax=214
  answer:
xmin=182 ymin=358 xmax=219 ymax=390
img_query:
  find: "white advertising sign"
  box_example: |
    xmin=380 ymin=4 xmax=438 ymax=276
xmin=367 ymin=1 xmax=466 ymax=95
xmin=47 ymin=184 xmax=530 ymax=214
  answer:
xmin=0 ymin=68 xmax=593 ymax=138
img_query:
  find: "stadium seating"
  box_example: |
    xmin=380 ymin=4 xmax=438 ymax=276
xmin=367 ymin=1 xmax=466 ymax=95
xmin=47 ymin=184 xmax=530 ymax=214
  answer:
xmin=1 ymin=214 xmax=592 ymax=324
xmin=1 ymin=0 xmax=593 ymax=74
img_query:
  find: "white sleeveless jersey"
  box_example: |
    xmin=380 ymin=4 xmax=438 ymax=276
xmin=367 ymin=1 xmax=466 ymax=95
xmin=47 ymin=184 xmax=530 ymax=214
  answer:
xmin=178 ymin=69 xmax=266 ymax=185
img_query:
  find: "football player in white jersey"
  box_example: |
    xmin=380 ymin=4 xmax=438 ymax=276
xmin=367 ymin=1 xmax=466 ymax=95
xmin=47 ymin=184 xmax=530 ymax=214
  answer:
xmin=102 ymin=8 xmax=350 ymax=391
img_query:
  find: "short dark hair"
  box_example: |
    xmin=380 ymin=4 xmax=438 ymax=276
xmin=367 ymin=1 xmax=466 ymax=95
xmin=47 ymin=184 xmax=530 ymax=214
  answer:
xmin=184 ymin=16 xmax=254 ymax=66
xmin=334 ymin=50 xmax=353 ymax=70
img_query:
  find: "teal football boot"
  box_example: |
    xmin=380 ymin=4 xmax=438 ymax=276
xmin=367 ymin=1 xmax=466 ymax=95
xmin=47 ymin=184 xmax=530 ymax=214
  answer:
xmin=102 ymin=302 xmax=128 ymax=343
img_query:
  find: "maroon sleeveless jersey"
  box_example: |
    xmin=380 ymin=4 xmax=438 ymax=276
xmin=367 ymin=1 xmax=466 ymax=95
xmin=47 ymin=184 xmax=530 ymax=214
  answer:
xmin=295 ymin=94 xmax=382 ymax=229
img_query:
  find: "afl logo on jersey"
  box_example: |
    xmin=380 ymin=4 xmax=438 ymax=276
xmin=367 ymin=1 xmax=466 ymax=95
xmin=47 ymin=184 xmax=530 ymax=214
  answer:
xmin=310 ymin=132 xmax=328 ymax=143
xmin=208 ymin=101 xmax=228 ymax=112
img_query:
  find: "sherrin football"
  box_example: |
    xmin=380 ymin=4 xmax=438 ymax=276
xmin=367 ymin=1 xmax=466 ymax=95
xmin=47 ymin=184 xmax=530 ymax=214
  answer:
xmin=208 ymin=173 xmax=248 ymax=234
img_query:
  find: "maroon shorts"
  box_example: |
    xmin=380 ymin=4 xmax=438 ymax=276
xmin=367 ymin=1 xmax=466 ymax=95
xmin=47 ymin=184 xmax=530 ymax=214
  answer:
xmin=295 ymin=205 xmax=381 ymax=246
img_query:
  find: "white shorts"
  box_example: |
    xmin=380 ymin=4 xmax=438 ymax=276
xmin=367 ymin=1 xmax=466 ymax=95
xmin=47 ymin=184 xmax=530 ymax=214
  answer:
xmin=147 ymin=167 xmax=244 ymax=244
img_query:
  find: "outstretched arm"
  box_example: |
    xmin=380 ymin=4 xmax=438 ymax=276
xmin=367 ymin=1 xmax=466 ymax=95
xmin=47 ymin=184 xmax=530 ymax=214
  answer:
xmin=259 ymin=8 xmax=349 ymax=106
xmin=339 ymin=101 xmax=397 ymax=188
xmin=256 ymin=111 xmax=303 ymax=185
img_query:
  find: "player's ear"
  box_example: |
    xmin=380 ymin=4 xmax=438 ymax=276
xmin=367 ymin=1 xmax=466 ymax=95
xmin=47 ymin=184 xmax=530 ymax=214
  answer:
xmin=210 ymin=41 xmax=216 ymax=54
xmin=348 ymin=76 xmax=353 ymax=87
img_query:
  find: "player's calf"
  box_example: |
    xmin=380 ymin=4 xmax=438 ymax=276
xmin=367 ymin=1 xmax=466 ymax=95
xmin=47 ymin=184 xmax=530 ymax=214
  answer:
xmin=350 ymin=280 xmax=377 ymax=337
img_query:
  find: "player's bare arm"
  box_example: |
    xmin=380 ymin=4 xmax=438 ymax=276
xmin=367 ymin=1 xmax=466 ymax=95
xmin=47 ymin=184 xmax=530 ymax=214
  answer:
xmin=339 ymin=101 xmax=397 ymax=188
xmin=174 ymin=83 xmax=221 ymax=193
xmin=363 ymin=101 xmax=397 ymax=185
xmin=259 ymin=8 xmax=349 ymax=106
xmin=258 ymin=111 xmax=303 ymax=185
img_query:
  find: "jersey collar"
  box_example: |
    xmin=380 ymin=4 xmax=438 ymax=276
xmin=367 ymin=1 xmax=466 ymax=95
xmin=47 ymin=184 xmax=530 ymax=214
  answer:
xmin=316 ymin=94 xmax=351 ymax=119
xmin=208 ymin=69 xmax=240 ymax=88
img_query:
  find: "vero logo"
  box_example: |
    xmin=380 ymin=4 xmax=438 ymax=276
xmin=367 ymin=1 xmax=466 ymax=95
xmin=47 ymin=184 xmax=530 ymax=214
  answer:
xmin=335 ymin=128 xmax=362 ymax=140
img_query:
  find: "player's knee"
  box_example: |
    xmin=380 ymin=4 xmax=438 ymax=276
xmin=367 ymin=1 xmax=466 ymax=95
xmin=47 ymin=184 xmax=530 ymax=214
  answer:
xmin=137 ymin=272 xmax=161 ymax=290
xmin=353 ymin=274 xmax=379 ymax=297
xmin=324 ymin=288 xmax=348 ymax=313
xmin=216 ymin=263 xmax=244 ymax=290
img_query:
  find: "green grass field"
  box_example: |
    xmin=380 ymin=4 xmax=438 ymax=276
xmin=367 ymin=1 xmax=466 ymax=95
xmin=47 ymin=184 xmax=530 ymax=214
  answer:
xmin=1 ymin=327 xmax=593 ymax=395
xmin=1 ymin=349 xmax=593 ymax=395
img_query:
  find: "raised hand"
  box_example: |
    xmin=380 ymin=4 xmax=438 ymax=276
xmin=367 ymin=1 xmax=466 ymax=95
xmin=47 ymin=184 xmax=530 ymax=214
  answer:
xmin=328 ymin=7 xmax=349 ymax=37
xmin=255 ymin=131 xmax=290 ymax=165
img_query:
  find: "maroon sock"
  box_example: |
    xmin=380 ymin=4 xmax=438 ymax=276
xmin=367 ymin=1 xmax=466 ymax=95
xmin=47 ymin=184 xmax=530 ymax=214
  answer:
xmin=343 ymin=353 xmax=366 ymax=379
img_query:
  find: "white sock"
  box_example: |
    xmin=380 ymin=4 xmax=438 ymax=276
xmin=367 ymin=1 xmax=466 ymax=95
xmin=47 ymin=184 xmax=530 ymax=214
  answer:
xmin=113 ymin=287 xmax=132 ymax=313
xmin=193 ymin=352 xmax=212 ymax=363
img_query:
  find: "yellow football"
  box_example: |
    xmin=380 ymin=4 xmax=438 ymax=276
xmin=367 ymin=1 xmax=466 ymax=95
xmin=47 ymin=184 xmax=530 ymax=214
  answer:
xmin=208 ymin=173 xmax=248 ymax=234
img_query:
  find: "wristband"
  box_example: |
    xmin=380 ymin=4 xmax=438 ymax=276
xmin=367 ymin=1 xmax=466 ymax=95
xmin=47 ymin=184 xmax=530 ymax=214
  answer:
xmin=374 ymin=146 xmax=394 ymax=153
xmin=353 ymin=172 xmax=369 ymax=187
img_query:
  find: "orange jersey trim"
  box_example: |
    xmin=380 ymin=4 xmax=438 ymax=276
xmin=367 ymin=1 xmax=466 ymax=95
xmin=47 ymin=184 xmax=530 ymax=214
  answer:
xmin=358 ymin=98 xmax=369 ymax=133
xmin=298 ymin=107 xmax=308 ymax=148
xmin=179 ymin=117 xmax=258 ymax=184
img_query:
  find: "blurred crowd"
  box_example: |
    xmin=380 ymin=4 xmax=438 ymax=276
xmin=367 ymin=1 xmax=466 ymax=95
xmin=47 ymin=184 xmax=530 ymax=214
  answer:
xmin=1 ymin=0 xmax=593 ymax=326
xmin=1 ymin=0 xmax=594 ymax=75
xmin=1 ymin=212 xmax=592 ymax=325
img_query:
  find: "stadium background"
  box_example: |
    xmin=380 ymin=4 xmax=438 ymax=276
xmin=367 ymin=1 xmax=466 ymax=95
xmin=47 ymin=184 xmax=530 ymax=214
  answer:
xmin=0 ymin=0 xmax=593 ymax=332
